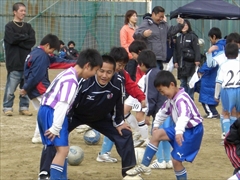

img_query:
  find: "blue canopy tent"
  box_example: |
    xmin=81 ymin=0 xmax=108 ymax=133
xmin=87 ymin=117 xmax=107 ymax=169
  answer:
xmin=170 ymin=0 xmax=240 ymax=41
xmin=170 ymin=0 xmax=240 ymax=20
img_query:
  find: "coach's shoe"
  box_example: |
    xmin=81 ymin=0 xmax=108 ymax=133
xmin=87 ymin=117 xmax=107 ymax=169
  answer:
xmin=96 ymin=152 xmax=117 ymax=163
xmin=126 ymin=164 xmax=151 ymax=176
xmin=38 ymin=171 xmax=49 ymax=180
xmin=19 ymin=110 xmax=33 ymax=116
xmin=150 ymin=160 xmax=166 ymax=169
xmin=4 ymin=110 xmax=13 ymax=116
xmin=166 ymin=160 xmax=173 ymax=169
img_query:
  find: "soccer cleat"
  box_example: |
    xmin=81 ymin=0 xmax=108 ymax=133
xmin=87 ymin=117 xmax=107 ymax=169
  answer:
xmin=32 ymin=136 xmax=42 ymax=144
xmin=4 ymin=110 xmax=13 ymax=116
xmin=38 ymin=171 xmax=49 ymax=180
xmin=75 ymin=124 xmax=91 ymax=133
xmin=122 ymin=174 xmax=144 ymax=180
xmin=150 ymin=160 xmax=166 ymax=169
xmin=203 ymin=114 xmax=220 ymax=119
xmin=133 ymin=139 xmax=144 ymax=148
xmin=19 ymin=110 xmax=33 ymax=116
xmin=126 ymin=164 xmax=151 ymax=176
xmin=96 ymin=152 xmax=117 ymax=163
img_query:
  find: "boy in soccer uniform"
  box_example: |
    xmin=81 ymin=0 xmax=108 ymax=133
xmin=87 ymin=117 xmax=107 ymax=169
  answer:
xmin=215 ymin=43 xmax=240 ymax=143
xmin=206 ymin=32 xmax=240 ymax=141
xmin=39 ymin=55 xmax=137 ymax=178
xmin=126 ymin=70 xmax=204 ymax=180
xmin=37 ymin=49 xmax=102 ymax=180
xmin=137 ymin=50 xmax=173 ymax=169
xmin=20 ymin=34 xmax=77 ymax=144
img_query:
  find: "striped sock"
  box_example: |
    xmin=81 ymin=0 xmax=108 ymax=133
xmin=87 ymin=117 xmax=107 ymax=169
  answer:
xmin=50 ymin=164 xmax=63 ymax=180
xmin=141 ymin=143 xmax=158 ymax=166
xmin=175 ymin=168 xmax=187 ymax=180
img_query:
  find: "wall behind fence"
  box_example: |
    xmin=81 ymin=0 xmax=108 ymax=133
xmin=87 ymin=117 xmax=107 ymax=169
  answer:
xmin=0 ymin=0 xmax=239 ymax=62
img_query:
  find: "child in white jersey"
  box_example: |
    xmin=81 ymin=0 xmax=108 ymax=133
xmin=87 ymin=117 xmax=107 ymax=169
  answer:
xmin=37 ymin=49 xmax=102 ymax=180
xmin=215 ymin=43 xmax=240 ymax=137
xmin=126 ymin=70 xmax=204 ymax=180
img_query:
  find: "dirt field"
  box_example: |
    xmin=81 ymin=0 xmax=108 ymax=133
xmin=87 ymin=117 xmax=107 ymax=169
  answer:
xmin=0 ymin=63 xmax=233 ymax=180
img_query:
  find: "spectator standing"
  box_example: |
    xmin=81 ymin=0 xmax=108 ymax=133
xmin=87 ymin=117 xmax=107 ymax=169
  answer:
xmin=174 ymin=20 xmax=201 ymax=100
xmin=3 ymin=2 xmax=36 ymax=116
xmin=120 ymin=10 xmax=138 ymax=80
xmin=133 ymin=6 xmax=184 ymax=70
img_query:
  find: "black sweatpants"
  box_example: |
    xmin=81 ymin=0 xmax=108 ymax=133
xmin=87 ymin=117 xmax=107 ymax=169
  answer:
xmin=39 ymin=114 xmax=136 ymax=177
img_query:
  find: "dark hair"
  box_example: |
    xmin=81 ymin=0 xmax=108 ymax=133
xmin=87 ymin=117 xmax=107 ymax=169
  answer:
xmin=208 ymin=27 xmax=222 ymax=39
xmin=183 ymin=19 xmax=192 ymax=33
xmin=68 ymin=40 xmax=75 ymax=47
xmin=124 ymin=10 xmax=137 ymax=25
xmin=226 ymin=32 xmax=240 ymax=44
xmin=76 ymin=49 xmax=103 ymax=69
xmin=40 ymin=34 xmax=60 ymax=51
xmin=109 ymin=47 xmax=129 ymax=64
xmin=13 ymin=2 xmax=25 ymax=12
xmin=152 ymin=6 xmax=165 ymax=14
xmin=59 ymin=40 xmax=64 ymax=45
xmin=101 ymin=54 xmax=116 ymax=71
xmin=137 ymin=49 xmax=156 ymax=68
xmin=154 ymin=70 xmax=177 ymax=87
xmin=129 ymin=40 xmax=147 ymax=54
xmin=225 ymin=43 xmax=239 ymax=59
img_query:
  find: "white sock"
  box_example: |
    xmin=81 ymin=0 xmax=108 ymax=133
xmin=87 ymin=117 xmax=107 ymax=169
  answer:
xmin=138 ymin=120 xmax=148 ymax=139
xmin=125 ymin=113 xmax=139 ymax=131
xmin=33 ymin=121 xmax=40 ymax=137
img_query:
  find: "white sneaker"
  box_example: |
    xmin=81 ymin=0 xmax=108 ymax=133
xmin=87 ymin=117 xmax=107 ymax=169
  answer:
xmin=166 ymin=160 xmax=173 ymax=169
xmin=134 ymin=139 xmax=144 ymax=148
xmin=126 ymin=164 xmax=151 ymax=176
xmin=221 ymin=132 xmax=226 ymax=140
xmin=96 ymin=152 xmax=117 ymax=163
xmin=150 ymin=160 xmax=166 ymax=169
xmin=32 ymin=136 xmax=42 ymax=144
xmin=228 ymin=174 xmax=239 ymax=180
xmin=75 ymin=125 xmax=91 ymax=133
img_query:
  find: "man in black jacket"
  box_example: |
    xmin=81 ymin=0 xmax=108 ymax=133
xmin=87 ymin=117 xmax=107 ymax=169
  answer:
xmin=3 ymin=2 xmax=35 ymax=116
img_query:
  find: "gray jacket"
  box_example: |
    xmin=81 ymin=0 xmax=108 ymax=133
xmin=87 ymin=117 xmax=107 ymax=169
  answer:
xmin=134 ymin=16 xmax=184 ymax=61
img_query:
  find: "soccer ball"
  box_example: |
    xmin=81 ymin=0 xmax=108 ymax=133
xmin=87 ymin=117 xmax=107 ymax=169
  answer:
xmin=134 ymin=147 xmax=145 ymax=165
xmin=67 ymin=146 xmax=84 ymax=166
xmin=83 ymin=129 xmax=101 ymax=145
xmin=198 ymin=38 xmax=205 ymax=47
